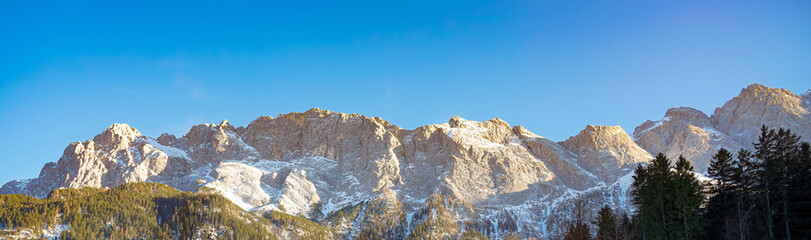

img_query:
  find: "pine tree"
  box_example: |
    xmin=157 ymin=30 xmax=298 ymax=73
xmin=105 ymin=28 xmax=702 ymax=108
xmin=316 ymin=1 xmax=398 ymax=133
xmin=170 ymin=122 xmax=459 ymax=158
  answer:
xmin=631 ymin=153 xmax=671 ymax=240
xmin=730 ymin=149 xmax=754 ymax=240
xmin=773 ymin=128 xmax=799 ymax=240
xmin=615 ymin=213 xmax=634 ymax=240
xmin=631 ymin=164 xmax=650 ymax=240
xmin=706 ymin=148 xmax=735 ymax=239
xmin=752 ymin=125 xmax=776 ymax=239
xmin=594 ymin=205 xmax=616 ymax=240
xmin=651 ymin=153 xmax=671 ymax=240
xmin=671 ymin=155 xmax=703 ymax=240
xmin=792 ymin=142 xmax=811 ymax=238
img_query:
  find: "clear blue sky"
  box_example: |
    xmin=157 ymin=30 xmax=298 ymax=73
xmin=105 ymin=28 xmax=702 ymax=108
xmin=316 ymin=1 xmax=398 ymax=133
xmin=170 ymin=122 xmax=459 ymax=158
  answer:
xmin=1 ymin=1 xmax=809 ymax=184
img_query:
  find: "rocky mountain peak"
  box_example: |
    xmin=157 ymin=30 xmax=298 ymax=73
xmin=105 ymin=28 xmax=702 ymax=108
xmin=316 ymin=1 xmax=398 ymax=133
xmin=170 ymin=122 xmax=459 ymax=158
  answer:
xmin=564 ymin=125 xmax=631 ymax=147
xmin=512 ymin=125 xmax=540 ymax=138
xmin=560 ymin=125 xmax=651 ymax=182
xmin=445 ymin=116 xmax=512 ymax=145
xmin=298 ymin=107 xmax=362 ymax=120
xmin=217 ymin=119 xmax=237 ymax=133
xmin=219 ymin=119 xmax=231 ymax=127
xmin=741 ymin=83 xmax=799 ymax=99
xmin=731 ymin=84 xmax=806 ymax=115
xmin=304 ymin=107 xmax=332 ymax=116
xmin=633 ymin=107 xmax=713 ymax=140
xmin=3 ymin=84 xmax=809 ymax=239
xmin=663 ymin=107 xmax=713 ymax=128
xmin=447 ymin=115 xmax=465 ymax=128
xmin=92 ymin=123 xmax=143 ymax=147
xmin=712 ymin=83 xmax=810 ymax=147
xmin=634 ymin=107 xmax=743 ymax=173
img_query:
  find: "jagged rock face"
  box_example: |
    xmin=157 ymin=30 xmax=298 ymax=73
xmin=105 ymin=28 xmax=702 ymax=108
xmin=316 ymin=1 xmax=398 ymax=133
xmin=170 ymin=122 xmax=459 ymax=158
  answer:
xmin=0 ymin=124 xmax=181 ymax=198
xmin=559 ymin=125 xmax=651 ymax=183
xmin=397 ymin=116 xmax=585 ymax=207
xmin=242 ymin=109 xmax=404 ymax=195
xmin=2 ymin=84 xmax=809 ymax=240
xmin=277 ymin=168 xmax=321 ymax=216
xmin=512 ymin=126 xmax=598 ymax=190
xmin=633 ymin=84 xmax=811 ymax=174
xmin=712 ymin=83 xmax=811 ymax=147
xmin=633 ymin=107 xmax=743 ymax=173
xmin=0 ymin=110 xmax=601 ymax=238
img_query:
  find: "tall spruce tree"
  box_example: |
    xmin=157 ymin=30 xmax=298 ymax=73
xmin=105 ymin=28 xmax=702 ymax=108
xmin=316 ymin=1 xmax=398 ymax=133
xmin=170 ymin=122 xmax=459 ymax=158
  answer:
xmin=594 ymin=205 xmax=616 ymax=240
xmin=730 ymin=149 xmax=754 ymax=240
xmin=616 ymin=213 xmax=634 ymax=240
xmin=773 ymin=128 xmax=800 ymax=240
xmin=627 ymin=126 xmax=809 ymax=240
xmin=753 ymin=125 xmax=776 ymax=239
xmin=706 ymin=148 xmax=735 ymax=239
xmin=631 ymin=164 xmax=650 ymax=240
xmin=792 ymin=142 xmax=811 ymax=238
xmin=631 ymin=153 xmax=706 ymax=240
xmin=744 ymin=126 xmax=808 ymax=239
xmin=631 ymin=153 xmax=672 ymax=240
xmin=671 ymin=155 xmax=703 ymax=240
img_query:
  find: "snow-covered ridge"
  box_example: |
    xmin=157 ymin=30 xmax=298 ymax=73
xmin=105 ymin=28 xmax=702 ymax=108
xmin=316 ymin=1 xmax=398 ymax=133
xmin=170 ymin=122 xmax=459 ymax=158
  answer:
xmin=1 ymin=83 xmax=809 ymax=239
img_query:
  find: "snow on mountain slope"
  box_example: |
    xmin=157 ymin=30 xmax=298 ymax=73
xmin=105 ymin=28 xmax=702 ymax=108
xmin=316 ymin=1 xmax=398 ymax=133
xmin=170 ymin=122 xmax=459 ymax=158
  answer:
xmin=560 ymin=125 xmax=651 ymax=183
xmin=712 ymin=83 xmax=811 ymax=148
xmin=0 ymin=123 xmax=179 ymax=198
xmin=2 ymin=84 xmax=809 ymax=239
xmin=633 ymin=107 xmax=743 ymax=173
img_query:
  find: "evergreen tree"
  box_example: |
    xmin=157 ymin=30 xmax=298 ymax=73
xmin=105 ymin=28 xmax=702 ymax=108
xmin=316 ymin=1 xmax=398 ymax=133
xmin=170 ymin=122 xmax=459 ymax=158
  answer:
xmin=631 ymin=153 xmax=672 ymax=240
xmin=706 ymin=148 xmax=735 ymax=239
xmin=631 ymin=164 xmax=650 ymax=240
xmin=748 ymin=126 xmax=804 ymax=239
xmin=752 ymin=125 xmax=776 ymax=239
xmin=730 ymin=149 xmax=754 ymax=240
xmin=791 ymin=142 xmax=811 ymax=238
xmin=594 ymin=205 xmax=616 ymax=240
xmin=615 ymin=213 xmax=634 ymax=240
xmin=670 ymin=155 xmax=703 ymax=240
xmin=773 ymin=128 xmax=800 ymax=240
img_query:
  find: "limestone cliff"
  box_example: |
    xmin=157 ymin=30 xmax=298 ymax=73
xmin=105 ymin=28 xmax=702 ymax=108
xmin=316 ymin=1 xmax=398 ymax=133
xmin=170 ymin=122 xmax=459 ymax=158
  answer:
xmin=633 ymin=107 xmax=743 ymax=173
xmin=2 ymin=84 xmax=809 ymax=239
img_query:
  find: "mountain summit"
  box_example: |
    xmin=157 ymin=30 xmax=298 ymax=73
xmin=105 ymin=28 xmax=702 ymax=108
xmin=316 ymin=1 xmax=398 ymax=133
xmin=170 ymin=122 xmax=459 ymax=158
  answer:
xmin=712 ymin=83 xmax=811 ymax=147
xmin=2 ymin=83 xmax=808 ymax=239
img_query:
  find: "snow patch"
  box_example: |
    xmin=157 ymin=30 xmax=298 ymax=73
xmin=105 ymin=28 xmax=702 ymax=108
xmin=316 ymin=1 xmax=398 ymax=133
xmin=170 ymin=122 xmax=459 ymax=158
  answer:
xmin=633 ymin=116 xmax=670 ymax=139
xmin=41 ymin=224 xmax=69 ymax=239
xmin=144 ymin=138 xmax=189 ymax=159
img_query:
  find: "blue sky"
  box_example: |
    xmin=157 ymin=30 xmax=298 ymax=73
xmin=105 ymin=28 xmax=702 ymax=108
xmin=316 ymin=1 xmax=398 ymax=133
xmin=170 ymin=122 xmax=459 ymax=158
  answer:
xmin=1 ymin=1 xmax=809 ymax=184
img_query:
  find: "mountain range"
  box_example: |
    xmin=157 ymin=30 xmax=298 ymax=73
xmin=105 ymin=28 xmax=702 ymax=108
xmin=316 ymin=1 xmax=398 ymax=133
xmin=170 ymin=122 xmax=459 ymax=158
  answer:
xmin=2 ymin=83 xmax=809 ymax=239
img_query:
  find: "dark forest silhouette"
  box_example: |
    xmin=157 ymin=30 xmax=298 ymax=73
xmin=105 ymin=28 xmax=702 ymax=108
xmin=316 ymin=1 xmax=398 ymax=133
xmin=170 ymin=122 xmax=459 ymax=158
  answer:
xmin=566 ymin=126 xmax=811 ymax=240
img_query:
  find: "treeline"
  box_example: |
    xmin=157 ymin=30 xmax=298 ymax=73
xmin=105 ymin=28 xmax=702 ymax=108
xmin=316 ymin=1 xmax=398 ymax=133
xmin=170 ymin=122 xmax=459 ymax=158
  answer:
xmin=564 ymin=126 xmax=811 ymax=240
xmin=705 ymin=126 xmax=811 ymax=239
xmin=0 ymin=183 xmax=277 ymax=239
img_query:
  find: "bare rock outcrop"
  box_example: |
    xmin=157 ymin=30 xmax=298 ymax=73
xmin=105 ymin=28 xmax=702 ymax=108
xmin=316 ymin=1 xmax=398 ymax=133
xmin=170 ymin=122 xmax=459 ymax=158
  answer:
xmin=0 ymin=124 xmax=184 ymax=198
xmin=559 ymin=125 xmax=651 ymax=183
xmin=712 ymin=83 xmax=811 ymax=147
xmin=633 ymin=107 xmax=743 ymax=173
xmin=242 ymin=108 xmax=404 ymax=194
xmin=3 ymin=83 xmax=810 ymax=239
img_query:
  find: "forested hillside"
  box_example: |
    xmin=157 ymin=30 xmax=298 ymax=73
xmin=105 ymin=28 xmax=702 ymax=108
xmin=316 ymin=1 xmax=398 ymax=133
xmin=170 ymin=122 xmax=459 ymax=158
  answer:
xmin=0 ymin=183 xmax=329 ymax=239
